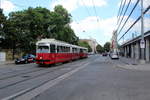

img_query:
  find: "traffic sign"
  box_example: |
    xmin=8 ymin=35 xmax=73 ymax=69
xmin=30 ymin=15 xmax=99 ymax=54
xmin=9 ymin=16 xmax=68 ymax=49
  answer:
xmin=140 ymin=40 xmax=145 ymax=48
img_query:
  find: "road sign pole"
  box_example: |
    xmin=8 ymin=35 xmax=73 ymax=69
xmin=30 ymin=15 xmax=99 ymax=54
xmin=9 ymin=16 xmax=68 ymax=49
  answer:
xmin=140 ymin=0 xmax=145 ymax=64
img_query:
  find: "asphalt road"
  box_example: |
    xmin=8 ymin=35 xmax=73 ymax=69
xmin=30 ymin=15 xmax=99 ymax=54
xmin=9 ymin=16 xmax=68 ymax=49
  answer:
xmin=0 ymin=55 xmax=150 ymax=100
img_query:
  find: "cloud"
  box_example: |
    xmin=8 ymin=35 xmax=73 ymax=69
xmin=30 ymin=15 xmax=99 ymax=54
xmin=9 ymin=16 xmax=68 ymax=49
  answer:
xmin=78 ymin=0 xmax=107 ymax=7
xmin=118 ymin=15 xmax=150 ymax=44
xmin=70 ymin=16 xmax=117 ymax=44
xmin=51 ymin=0 xmax=107 ymax=12
xmin=143 ymin=0 xmax=150 ymax=9
xmin=117 ymin=0 xmax=136 ymax=7
xmin=1 ymin=0 xmax=16 ymax=12
xmin=118 ymin=0 xmax=150 ymax=9
xmin=71 ymin=16 xmax=117 ymax=35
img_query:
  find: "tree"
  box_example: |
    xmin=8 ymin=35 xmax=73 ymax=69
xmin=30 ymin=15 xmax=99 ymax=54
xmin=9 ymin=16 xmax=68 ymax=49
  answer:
xmin=51 ymin=5 xmax=78 ymax=44
xmin=96 ymin=44 xmax=104 ymax=53
xmin=103 ymin=42 xmax=111 ymax=52
xmin=3 ymin=6 xmax=78 ymax=54
xmin=78 ymin=41 xmax=92 ymax=52
xmin=0 ymin=9 xmax=6 ymax=37
xmin=0 ymin=9 xmax=7 ymax=50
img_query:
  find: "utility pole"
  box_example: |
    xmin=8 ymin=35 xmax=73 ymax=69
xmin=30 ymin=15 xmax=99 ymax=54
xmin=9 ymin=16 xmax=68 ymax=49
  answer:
xmin=140 ymin=0 xmax=145 ymax=64
xmin=114 ymin=30 xmax=117 ymax=50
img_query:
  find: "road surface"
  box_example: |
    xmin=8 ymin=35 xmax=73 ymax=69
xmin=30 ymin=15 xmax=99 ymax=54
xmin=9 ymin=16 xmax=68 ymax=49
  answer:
xmin=0 ymin=55 xmax=150 ymax=100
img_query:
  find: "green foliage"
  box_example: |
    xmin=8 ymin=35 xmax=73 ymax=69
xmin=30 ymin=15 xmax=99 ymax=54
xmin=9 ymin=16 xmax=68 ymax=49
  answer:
xmin=103 ymin=42 xmax=111 ymax=52
xmin=78 ymin=41 xmax=92 ymax=52
xmin=1 ymin=6 xmax=78 ymax=55
xmin=0 ymin=9 xmax=6 ymax=36
xmin=96 ymin=44 xmax=104 ymax=53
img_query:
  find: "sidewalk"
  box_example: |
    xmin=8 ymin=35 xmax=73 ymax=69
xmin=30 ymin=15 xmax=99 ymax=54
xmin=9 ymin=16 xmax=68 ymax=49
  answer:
xmin=0 ymin=61 xmax=14 ymax=66
xmin=119 ymin=57 xmax=138 ymax=65
xmin=116 ymin=57 xmax=150 ymax=71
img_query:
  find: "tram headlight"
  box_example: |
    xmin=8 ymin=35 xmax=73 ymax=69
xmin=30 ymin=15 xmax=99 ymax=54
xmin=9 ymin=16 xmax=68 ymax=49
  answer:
xmin=40 ymin=57 xmax=42 ymax=59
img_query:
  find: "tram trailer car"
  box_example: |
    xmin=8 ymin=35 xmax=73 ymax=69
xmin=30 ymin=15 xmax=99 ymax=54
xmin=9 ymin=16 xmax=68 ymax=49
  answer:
xmin=36 ymin=39 xmax=88 ymax=65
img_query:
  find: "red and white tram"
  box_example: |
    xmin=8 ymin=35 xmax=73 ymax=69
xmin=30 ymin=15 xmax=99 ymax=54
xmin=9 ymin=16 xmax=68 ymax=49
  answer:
xmin=36 ymin=39 xmax=88 ymax=65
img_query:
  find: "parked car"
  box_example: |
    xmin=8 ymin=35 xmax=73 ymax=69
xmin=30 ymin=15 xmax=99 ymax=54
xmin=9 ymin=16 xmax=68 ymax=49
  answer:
xmin=88 ymin=52 xmax=94 ymax=55
xmin=102 ymin=52 xmax=107 ymax=56
xmin=15 ymin=54 xmax=35 ymax=64
xmin=110 ymin=51 xmax=119 ymax=59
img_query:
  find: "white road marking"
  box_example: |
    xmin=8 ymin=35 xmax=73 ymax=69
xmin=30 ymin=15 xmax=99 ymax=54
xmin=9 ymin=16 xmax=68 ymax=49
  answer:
xmin=2 ymin=62 xmax=90 ymax=100
xmin=1 ymin=88 xmax=31 ymax=100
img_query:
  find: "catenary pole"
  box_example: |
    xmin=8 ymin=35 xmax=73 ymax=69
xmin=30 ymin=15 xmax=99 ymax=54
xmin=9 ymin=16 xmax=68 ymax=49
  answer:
xmin=140 ymin=0 xmax=145 ymax=63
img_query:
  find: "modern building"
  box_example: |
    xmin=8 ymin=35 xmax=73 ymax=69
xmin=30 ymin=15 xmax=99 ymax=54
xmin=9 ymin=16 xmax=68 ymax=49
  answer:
xmin=117 ymin=0 xmax=150 ymax=62
xmin=80 ymin=38 xmax=98 ymax=53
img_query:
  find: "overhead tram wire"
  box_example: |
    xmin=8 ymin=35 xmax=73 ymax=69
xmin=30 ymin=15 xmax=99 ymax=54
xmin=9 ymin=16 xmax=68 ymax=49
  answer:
xmin=91 ymin=0 xmax=99 ymax=22
xmin=117 ymin=0 xmax=131 ymax=32
xmin=81 ymin=0 xmax=92 ymax=16
xmin=91 ymin=0 xmax=102 ymax=33
xmin=117 ymin=0 xmax=127 ymax=25
xmin=118 ymin=5 xmax=150 ymax=41
xmin=73 ymin=18 xmax=86 ymax=33
xmin=13 ymin=3 xmax=26 ymax=8
xmin=117 ymin=0 xmax=140 ymax=37
xmin=117 ymin=0 xmax=124 ymax=17
xmin=71 ymin=0 xmax=89 ymax=34
xmin=117 ymin=0 xmax=124 ymax=24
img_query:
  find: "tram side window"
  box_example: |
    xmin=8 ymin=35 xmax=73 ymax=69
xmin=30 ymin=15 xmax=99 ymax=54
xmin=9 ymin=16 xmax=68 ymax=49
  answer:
xmin=57 ymin=46 xmax=64 ymax=53
xmin=50 ymin=44 xmax=56 ymax=53
xmin=73 ymin=48 xmax=77 ymax=53
xmin=83 ymin=49 xmax=86 ymax=53
xmin=80 ymin=49 xmax=83 ymax=53
xmin=72 ymin=48 xmax=75 ymax=53
xmin=37 ymin=46 xmax=49 ymax=53
xmin=57 ymin=46 xmax=60 ymax=53
xmin=67 ymin=47 xmax=70 ymax=53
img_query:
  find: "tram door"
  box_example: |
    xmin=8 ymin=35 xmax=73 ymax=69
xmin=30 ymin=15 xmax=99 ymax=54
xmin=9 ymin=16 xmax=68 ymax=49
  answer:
xmin=50 ymin=44 xmax=56 ymax=62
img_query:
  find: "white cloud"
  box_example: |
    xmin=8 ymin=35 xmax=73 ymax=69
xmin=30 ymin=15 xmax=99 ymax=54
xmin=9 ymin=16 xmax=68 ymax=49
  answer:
xmin=78 ymin=0 xmax=107 ymax=7
xmin=1 ymin=0 xmax=16 ymax=12
xmin=118 ymin=0 xmax=150 ymax=8
xmin=143 ymin=0 xmax=150 ymax=9
xmin=71 ymin=15 xmax=150 ymax=45
xmin=51 ymin=0 xmax=107 ymax=12
xmin=118 ymin=0 xmax=136 ymax=7
xmin=144 ymin=17 xmax=150 ymax=32
xmin=70 ymin=16 xmax=117 ymax=42
xmin=71 ymin=16 xmax=117 ymax=35
xmin=51 ymin=0 xmax=77 ymax=12
xmin=118 ymin=15 xmax=150 ymax=44
xmin=99 ymin=17 xmax=117 ymax=36
xmin=70 ymin=16 xmax=99 ymax=36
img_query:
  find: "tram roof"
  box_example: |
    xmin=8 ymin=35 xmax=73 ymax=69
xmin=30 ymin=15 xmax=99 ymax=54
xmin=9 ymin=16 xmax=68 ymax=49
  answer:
xmin=36 ymin=38 xmax=87 ymax=50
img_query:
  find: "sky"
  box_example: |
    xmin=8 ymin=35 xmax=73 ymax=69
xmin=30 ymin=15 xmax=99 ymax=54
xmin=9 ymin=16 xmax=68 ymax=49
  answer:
xmin=0 ymin=0 xmax=121 ymax=45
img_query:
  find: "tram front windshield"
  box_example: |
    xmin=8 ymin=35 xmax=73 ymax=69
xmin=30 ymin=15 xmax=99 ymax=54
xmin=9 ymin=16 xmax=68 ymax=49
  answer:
xmin=37 ymin=45 xmax=49 ymax=53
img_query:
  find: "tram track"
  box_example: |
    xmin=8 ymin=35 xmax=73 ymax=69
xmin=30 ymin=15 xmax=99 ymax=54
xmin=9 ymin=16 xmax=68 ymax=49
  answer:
xmin=0 ymin=65 xmax=68 ymax=90
xmin=0 ymin=64 xmax=44 ymax=77
xmin=2 ymin=60 xmax=91 ymax=100
xmin=0 ymin=67 xmax=47 ymax=80
xmin=0 ymin=59 xmax=89 ymax=90
xmin=0 ymin=59 xmax=86 ymax=81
